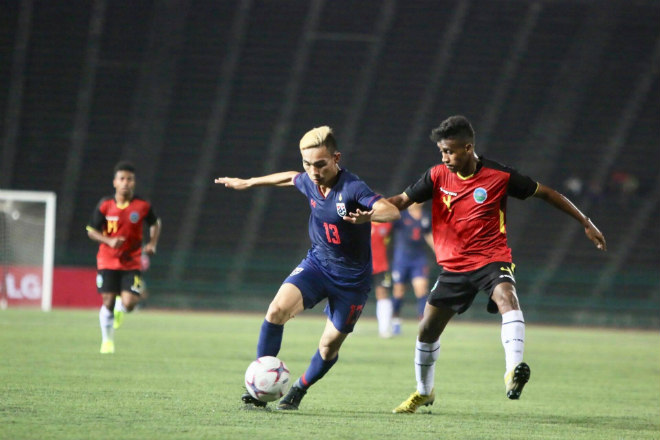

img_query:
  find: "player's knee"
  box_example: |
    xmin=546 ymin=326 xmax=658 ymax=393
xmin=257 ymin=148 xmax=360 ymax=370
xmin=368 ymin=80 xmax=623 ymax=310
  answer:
xmin=265 ymin=303 xmax=290 ymax=325
xmin=491 ymin=288 xmax=519 ymax=312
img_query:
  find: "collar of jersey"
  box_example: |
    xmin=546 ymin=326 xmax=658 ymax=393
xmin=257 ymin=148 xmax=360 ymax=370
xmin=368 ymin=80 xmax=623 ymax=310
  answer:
xmin=457 ymin=160 xmax=482 ymax=180
xmin=115 ymin=199 xmax=130 ymax=209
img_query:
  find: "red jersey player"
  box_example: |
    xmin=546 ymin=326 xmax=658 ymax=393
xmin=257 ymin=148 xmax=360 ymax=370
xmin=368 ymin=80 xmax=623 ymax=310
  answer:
xmin=371 ymin=221 xmax=393 ymax=337
xmin=87 ymin=161 xmax=161 ymax=354
xmin=390 ymin=116 xmax=606 ymax=412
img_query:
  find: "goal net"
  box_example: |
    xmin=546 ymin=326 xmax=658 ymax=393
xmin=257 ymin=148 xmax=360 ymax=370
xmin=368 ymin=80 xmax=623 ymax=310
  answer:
xmin=0 ymin=190 xmax=56 ymax=311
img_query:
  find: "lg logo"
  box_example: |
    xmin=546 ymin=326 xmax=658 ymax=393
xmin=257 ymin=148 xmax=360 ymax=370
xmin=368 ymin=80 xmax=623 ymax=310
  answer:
xmin=4 ymin=273 xmax=42 ymax=300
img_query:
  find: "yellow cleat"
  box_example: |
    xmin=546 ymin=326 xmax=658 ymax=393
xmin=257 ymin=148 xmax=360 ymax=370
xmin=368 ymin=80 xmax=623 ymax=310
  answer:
xmin=100 ymin=340 xmax=115 ymax=354
xmin=113 ymin=310 xmax=124 ymax=329
xmin=392 ymin=389 xmax=435 ymax=413
xmin=113 ymin=296 xmax=124 ymax=329
xmin=505 ymin=362 xmax=530 ymax=399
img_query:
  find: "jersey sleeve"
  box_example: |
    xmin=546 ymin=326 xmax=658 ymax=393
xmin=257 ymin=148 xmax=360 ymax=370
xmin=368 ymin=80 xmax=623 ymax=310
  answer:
xmin=87 ymin=199 xmax=106 ymax=231
xmin=404 ymin=167 xmax=435 ymax=203
xmin=351 ymin=180 xmax=382 ymax=209
xmin=507 ymin=168 xmax=538 ymax=200
xmin=292 ymin=172 xmax=307 ymax=194
xmin=145 ymin=205 xmax=158 ymax=226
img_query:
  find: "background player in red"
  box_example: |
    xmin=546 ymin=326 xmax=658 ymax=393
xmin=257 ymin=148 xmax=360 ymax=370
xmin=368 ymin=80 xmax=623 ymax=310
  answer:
xmin=87 ymin=161 xmax=161 ymax=354
xmin=371 ymin=220 xmax=393 ymax=338
xmin=389 ymin=115 xmax=606 ymax=413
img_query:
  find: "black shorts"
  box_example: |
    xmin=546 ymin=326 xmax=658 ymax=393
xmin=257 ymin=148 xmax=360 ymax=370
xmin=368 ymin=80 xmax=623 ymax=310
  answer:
xmin=96 ymin=269 xmax=143 ymax=295
xmin=372 ymin=271 xmax=392 ymax=289
xmin=428 ymin=262 xmax=516 ymax=314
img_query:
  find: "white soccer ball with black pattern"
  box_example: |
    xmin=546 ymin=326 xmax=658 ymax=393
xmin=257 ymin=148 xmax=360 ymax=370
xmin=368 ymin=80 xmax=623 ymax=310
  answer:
xmin=244 ymin=356 xmax=291 ymax=402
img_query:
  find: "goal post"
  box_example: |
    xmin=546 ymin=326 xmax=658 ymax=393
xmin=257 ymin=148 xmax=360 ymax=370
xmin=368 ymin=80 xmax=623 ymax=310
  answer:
xmin=0 ymin=190 xmax=56 ymax=311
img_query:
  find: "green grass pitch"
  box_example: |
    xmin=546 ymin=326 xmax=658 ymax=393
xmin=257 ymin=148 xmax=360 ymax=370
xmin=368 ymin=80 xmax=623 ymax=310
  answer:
xmin=1 ymin=308 xmax=658 ymax=440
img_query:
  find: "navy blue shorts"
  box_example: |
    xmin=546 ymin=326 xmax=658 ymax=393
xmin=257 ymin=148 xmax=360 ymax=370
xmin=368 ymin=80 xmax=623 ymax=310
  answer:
xmin=283 ymin=257 xmax=369 ymax=334
xmin=391 ymin=255 xmax=429 ymax=284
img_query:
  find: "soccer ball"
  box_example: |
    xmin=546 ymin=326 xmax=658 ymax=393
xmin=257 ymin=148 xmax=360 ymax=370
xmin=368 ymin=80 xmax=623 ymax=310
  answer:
xmin=244 ymin=356 xmax=291 ymax=402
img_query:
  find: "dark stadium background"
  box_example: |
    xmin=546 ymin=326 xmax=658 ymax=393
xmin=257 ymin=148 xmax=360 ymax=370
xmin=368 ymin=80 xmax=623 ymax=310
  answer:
xmin=1 ymin=0 xmax=658 ymax=327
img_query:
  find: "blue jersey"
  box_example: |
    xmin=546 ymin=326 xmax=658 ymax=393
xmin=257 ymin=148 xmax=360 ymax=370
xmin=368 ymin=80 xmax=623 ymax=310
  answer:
xmin=293 ymin=169 xmax=381 ymax=289
xmin=392 ymin=209 xmax=432 ymax=264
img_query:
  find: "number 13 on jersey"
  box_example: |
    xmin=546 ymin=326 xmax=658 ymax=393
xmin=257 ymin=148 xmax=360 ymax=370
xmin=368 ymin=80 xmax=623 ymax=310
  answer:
xmin=323 ymin=222 xmax=341 ymax=244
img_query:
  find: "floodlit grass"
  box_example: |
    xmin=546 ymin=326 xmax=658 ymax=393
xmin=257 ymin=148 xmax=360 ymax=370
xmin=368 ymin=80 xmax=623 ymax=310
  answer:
xmin=0 ymin=308 xmax=658 ymax=440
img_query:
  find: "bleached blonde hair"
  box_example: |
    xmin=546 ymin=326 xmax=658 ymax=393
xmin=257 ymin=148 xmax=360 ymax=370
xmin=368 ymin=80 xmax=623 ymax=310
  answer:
xmin=299 ymin=126 xmax=337 ymax=153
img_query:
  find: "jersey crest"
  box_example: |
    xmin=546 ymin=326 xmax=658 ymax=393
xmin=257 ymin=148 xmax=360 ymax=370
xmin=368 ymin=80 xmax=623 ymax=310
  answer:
xmin=473 ymin=187 xmax=488 ymax=204
xmin=336 ymin=203 xmax=346 ymax=217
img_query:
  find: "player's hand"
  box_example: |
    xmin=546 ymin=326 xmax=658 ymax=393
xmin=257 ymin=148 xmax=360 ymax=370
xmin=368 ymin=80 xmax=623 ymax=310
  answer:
xmin=585 ymin=223 xmax=606 ymax=251
xmin=214 ymin=177 xmax=251 ymax=190
xmin=343 ymin=209 xmax=374 ymax=224
xmin=108 ymin=236 xmax=126 ymax=249
xmin=143 ymin=243 xmax=157 ymax=256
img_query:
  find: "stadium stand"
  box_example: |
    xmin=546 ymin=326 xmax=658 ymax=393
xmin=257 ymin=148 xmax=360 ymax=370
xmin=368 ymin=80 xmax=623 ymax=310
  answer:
xmin=2 ymin=0 xmax=658 ymax=326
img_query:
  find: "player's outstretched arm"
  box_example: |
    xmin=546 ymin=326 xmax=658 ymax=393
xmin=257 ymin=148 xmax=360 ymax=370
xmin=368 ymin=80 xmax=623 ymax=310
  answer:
xmin=214 ymin=171 xmax=298 ymax=190
xmin=343 ymin=198 xmax=400 ymax=224
xmin=533 ymin=183 xmax=607 ymax=251
xmin=387 ymin=192 xmax=415 ymax=211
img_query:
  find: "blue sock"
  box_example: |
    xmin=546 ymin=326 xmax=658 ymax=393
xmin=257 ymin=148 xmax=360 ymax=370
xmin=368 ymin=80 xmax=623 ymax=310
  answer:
xmin=256 ymin=319 xmax=284 ymax=358
xmin=417 ymin=295 xmax=428 ymax=319
xmin=296 ymin=349 xmax=338 ymax=390
xmin=392 ymin=297 xmax=403 ymax=316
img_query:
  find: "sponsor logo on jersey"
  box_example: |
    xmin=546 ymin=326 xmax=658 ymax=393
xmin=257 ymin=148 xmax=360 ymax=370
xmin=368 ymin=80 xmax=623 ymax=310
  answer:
xmin=129 ymin=211 xmax=140 ymax=223
xmin=439 ymin=187 xmax=458 ymax=196
xmin=289 ymin=267 xmax=304 ymax=276
xmin=473 ymin=187 xmax=487 ymax=204
xmin=336 ymin=203 xmax=346 ymax=216
xmin=106 ymin=216 xmax=119 ymax=221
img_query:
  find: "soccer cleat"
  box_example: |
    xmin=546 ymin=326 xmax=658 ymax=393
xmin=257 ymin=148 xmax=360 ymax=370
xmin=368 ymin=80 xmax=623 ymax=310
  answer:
xmin=277 ymin=385 xmax=307 ymax=410
xmin=241 ymin=391 xmax=267 ymax=408
xmin=392 ymin=389 xmax=435 ymax=413
xmin=113 ymin=297 xmax=124 ymax=329
xmin=100 ymin=340 xmax=115 ymax=354
xmin=505 ymin=362 xmax=530 ymax=400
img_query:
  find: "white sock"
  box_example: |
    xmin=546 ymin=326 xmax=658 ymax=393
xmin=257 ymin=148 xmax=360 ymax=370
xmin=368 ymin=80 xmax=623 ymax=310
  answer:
xmin=99 ymin=305 xmax=114 ymax=342
xmin=114 ymin=298 xmax=127 ymax=313
xmin=376 ymin=298 xmax=393 ymax=336
xmin=415 ymin=338 xmax=440 ymax=395
xmin=501 ymin=310 xmax=525 ymax=373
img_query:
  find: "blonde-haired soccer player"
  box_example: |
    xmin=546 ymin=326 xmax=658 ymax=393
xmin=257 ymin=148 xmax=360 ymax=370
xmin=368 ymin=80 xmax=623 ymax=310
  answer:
xmin=216 ymin=126 xmax=400 ymax=410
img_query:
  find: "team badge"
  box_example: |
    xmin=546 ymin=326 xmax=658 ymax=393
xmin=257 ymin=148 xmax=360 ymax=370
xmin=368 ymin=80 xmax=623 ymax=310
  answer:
xmin=336 ymin=203 xmax=346 ymax=216
xmin=129 ymin=211 xmax=140 ymax=223
xmin=96 ymin=273 xmax=103 ymax=288
xmin=473 ymin=187 xmax=487 ymax=204
xmin=310 ymin=199 xmax=316 ymax=208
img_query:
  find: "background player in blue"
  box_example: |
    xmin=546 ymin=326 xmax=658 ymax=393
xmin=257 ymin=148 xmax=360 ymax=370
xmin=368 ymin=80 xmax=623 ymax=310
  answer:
xmin=390 ymin=202 xmax=434 ymax=334
xmin=215 ymin=126 xmax=400 ymax=410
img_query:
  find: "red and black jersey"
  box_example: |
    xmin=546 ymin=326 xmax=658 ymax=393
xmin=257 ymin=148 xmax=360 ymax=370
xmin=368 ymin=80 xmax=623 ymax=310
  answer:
xmin=87 ymin=195 xmax=158 ymax=270
xmin=371 ymin=222 xmax=392 ymax=275
xmin=404 ymin=157 xmax=538 ymax=272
